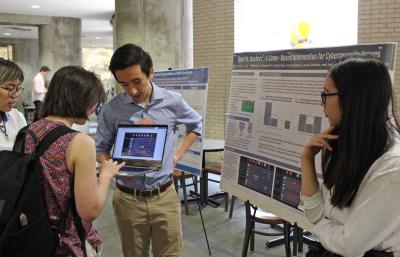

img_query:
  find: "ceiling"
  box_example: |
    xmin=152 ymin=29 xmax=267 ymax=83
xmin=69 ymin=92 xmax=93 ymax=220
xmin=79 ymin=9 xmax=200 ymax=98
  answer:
xmin=0 ymin=0 xmax=114 ymax=48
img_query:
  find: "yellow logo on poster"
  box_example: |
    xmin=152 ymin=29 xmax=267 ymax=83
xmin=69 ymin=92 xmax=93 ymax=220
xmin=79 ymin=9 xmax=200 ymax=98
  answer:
xmin=290 ymin=21 xmax=312 ymax=49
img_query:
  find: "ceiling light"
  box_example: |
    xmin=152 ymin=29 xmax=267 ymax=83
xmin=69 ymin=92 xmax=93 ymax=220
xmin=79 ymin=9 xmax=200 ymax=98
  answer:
xmin=4 ymin=33 xmax=11 ymax=36
xmin=95 ymin=37 xmax=101 ymax=40
xmin=31 ymin=5 xmax=40 ymax=9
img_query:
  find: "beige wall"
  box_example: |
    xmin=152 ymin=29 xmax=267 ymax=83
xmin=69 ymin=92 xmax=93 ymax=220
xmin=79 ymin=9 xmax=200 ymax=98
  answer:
xmin=358 ymin=0 xmax=400 ymax=114
xmin=193 ymin=0 xmax=234 ymax=140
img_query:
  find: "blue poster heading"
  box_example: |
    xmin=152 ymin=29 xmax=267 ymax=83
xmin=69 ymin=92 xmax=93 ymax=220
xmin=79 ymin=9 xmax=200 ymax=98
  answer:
xmin=153 ymin=67 xmax=209 ymax=84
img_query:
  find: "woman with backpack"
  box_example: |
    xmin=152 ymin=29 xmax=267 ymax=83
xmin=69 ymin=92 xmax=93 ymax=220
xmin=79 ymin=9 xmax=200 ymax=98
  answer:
xmin=301 ymin=58 xmax=400 ymax=257
xmin=24 ymin=66 xmax=124 ymax=257
xmin=0 ymin=58 xmax=26 ymax=151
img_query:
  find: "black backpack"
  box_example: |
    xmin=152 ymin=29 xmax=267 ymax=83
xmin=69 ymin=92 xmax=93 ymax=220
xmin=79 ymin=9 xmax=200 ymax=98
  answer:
xmin=0 ymin=125 xmax=86 ymax=257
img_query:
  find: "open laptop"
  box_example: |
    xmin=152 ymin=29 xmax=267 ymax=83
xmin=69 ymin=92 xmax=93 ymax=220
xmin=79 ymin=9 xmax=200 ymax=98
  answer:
xmin=112 ymin=124 xmax=168 ymax=176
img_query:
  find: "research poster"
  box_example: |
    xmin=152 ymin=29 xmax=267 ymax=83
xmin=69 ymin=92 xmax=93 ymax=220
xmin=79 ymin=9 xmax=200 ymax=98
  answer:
xmin=153 ymin=67 xmax=209 ymax=175
xmin=220 ymin=43 xmax=396 ymax=230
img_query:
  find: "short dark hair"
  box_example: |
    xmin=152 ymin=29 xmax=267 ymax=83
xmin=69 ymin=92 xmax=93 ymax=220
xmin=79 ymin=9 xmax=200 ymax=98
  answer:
xmin=40 ymin=66 xmax=51 ymax=72
xmin=109 ymin=43 xmax=153 ymax=79
xmin=322 ymin=57 xmax=399 ymax=208
xmin=40 ymin=66 xmax=105 ymax=119
xmin=0 ymin=58 xmax=24 ymax=85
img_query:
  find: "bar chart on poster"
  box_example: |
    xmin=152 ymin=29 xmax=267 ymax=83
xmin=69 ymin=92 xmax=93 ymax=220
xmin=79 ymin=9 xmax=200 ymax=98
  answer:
xmin=263 ymin=101 xmax=322 ymax=133
xmin=220 ymin=43 xmax=397 ymax=230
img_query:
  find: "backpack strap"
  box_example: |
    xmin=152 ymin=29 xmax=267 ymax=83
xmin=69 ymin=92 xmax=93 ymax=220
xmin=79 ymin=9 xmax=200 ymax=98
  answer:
xmin=13 ymin=124 xmax=73 ymax=156
xmin=35 ymin=125 xmax=75 ymax=157
xmin=12 ymin=125 xmax=30 ymax=153
xmin=56 ymin=174 xmax=87 ymax=257
xmin=69 ymin=175 xmax=87 ymax=257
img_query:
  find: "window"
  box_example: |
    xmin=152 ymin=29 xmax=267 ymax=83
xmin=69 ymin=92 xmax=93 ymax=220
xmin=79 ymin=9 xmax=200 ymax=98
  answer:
xmin=0 ymin=45 xmax=13 ymax=60
xmin=235 ymin=0 xmax=358 ymax=52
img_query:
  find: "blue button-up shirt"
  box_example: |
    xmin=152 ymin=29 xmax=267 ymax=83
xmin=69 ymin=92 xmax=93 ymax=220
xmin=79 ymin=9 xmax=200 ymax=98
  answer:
xmin=95 ymin=82 xmax=202 ymax=190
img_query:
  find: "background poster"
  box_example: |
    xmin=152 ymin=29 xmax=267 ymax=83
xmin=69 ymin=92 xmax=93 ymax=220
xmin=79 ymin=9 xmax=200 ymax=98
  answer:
xmin=221 ymin=43 xmax=396 ymax=230
xmin=153 ymin=67 xmax=209 ymax=175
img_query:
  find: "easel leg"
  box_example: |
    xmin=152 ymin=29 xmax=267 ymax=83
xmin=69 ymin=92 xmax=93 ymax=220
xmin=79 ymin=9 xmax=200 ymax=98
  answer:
xmin=192 ymin=177 xmax=212 ymax=256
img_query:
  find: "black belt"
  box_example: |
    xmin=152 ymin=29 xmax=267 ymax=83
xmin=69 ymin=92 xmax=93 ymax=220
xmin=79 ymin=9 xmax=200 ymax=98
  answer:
xmin=116 ymin=179 xmax=173 ymax=197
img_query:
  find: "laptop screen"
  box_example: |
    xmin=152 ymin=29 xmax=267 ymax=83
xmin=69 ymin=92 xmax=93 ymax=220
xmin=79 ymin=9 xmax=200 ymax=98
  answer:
xmin=112 ymin=124 xmax=168 ymax=169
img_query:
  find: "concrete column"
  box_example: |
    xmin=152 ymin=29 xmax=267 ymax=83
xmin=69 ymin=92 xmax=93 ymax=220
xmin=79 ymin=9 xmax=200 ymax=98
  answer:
xmin=111 ymin=14 xmax=117 ymax=50
xmin=114 ymin=0 xmax=192 ymax=70
xmin=38 ymin=17 xmax=82 ymax=77
xmin=182 ymin=0 xmax=193 ymax=68
xmin=38 ymin=24 xmax=54 ymax=70
xmin=0 ymin=38 xmax=39 ymax=108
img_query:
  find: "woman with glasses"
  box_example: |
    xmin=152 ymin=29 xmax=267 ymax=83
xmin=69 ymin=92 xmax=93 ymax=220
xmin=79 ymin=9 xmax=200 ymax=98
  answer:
xmin=301 ymin=58 xmax=400 ymax=257
xmin=0 ymin=58 xmax=26 ymax=151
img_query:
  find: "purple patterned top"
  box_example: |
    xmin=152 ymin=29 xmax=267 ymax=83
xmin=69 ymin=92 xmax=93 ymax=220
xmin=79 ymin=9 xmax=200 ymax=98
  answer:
xmin=24 ymin=119 xmax=101 ymax=257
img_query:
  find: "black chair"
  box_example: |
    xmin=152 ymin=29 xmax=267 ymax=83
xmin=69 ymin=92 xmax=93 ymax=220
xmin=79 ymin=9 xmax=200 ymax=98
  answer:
xmin=173 ymin=169 xmax=198 ymax=215
xmin=23 ymin=106 xmax=36 ymax=124
xmin=240 ymin=200 xmax=314 ymax=257
xmin=202 ymin=163 xmax=229 ymax=209
xmin=241 ymin=201 xmax=292 ymax=257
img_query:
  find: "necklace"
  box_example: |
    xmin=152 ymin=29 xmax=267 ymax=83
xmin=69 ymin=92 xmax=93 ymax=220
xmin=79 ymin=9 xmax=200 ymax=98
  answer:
xmin=0 ymin=119 xmax=8 ymax=141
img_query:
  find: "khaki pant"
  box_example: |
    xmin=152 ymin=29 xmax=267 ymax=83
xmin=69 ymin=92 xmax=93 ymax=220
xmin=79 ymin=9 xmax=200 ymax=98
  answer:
xmin=112 ymin=184 xmax=182 ymax=257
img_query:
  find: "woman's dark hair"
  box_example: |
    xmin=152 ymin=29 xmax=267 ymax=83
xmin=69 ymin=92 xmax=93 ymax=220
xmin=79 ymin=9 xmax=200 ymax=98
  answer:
xmin=322 ymin=57 xmax=399 ymax=208
xmin=40 ymin=66 xmax=105 ymax=119
xmin=109 ymin=43 xmax=153 ymax=79
xmin=0 ymin=58 xmax=24 ymax=85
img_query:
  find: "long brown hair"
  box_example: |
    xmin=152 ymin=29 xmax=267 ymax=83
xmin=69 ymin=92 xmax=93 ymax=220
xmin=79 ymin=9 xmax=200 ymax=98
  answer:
xmin=40 ymin=66 xmax=105 ymax=119
xmin=322 ymin=58 xmax=399 ymax=208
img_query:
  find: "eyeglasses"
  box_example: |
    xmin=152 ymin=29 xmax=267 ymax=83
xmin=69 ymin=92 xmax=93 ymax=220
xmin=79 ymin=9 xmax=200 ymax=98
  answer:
xmin=0 ymin=85 xmax=24 ymax=97
xmin=320 ymin=91 xmax=339 ymax=104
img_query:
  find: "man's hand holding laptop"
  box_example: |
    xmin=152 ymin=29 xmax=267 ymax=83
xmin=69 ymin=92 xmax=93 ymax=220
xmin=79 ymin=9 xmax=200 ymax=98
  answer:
xmin=135 ymin=118 xmax=153 ymax=125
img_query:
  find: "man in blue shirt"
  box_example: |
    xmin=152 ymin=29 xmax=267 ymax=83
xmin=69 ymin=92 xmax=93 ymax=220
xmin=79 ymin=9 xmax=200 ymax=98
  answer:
xmin=96 ymin=43 xmax=202 ymax=257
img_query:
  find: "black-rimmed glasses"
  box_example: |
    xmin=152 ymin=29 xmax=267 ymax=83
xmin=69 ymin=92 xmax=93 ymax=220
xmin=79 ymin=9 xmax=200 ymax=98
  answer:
xmin=320 ymin=91 xmax=339 ymax=104
xmin=0 ymin=85 xmax=24 ymax=97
